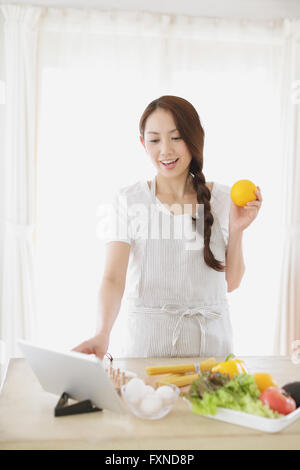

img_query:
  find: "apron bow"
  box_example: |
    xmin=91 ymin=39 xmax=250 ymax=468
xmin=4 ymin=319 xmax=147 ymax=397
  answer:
xmin=161 ymin=303 xmax=222 ymax=356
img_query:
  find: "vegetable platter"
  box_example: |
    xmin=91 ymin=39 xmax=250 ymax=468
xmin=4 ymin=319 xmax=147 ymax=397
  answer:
xmin=146 ymin=354 xmax=300 ymax=433
xmin=183 ymin=396 xmax=300 ymax=433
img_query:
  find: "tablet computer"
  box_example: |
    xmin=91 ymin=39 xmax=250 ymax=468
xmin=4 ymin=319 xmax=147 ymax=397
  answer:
xmin=18 ymin=339 xmax=127 ymax=414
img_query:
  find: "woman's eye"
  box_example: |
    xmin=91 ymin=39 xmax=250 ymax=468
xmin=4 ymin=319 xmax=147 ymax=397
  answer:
xmin=149 ymin=137 xmax=182 ymax=143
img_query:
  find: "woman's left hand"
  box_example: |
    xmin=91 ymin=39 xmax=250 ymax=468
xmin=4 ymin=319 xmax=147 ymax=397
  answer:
xmin=229 ymin=187 xmax=263 ymax=233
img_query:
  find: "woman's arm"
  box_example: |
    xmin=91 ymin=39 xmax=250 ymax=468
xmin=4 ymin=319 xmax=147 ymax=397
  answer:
xmin=72 ymin=278 xmax=124 ymax=359
xmin=95 ymin=277 xmax=126 ymax=335
xmin=225 ymin=230 xmax=245 ymax=292
xmin=225 ymin=186 xmax=263 ymax=292
xmin=72 ymin=241 xmax=131 ymax=359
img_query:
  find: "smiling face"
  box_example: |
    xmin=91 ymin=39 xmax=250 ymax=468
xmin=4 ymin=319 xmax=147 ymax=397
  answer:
xmin=140 ymin=108 xmax=193 ymax=178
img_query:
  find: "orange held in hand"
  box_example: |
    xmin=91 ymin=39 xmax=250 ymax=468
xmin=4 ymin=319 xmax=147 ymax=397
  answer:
xmin=230 ymin=180 xmax=257 ymax=207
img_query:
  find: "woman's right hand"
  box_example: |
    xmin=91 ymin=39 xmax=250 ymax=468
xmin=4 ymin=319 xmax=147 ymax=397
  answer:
xmin=72 ymin=331 xmax=110 ymax=360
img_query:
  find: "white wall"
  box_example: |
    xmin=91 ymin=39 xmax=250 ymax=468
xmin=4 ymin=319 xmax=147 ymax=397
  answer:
xmin=0 ymin=0 xmax=300 ymax=20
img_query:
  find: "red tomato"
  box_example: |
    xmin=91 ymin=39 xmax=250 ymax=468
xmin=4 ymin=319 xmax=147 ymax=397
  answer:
xmin=260 ymin=387 xmax=296 ymax=415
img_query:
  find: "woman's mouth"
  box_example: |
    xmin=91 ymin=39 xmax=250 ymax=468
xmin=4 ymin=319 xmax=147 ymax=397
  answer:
xmin=160 ymin=158 xmax=179 ymax=169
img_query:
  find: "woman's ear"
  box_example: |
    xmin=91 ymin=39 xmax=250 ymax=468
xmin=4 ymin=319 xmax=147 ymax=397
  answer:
xmin=140 ymin=135 xmax=145 ymax=148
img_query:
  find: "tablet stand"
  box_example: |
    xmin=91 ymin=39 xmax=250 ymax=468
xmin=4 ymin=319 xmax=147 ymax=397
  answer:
xmin=54 ymin=392 xmax=102 ymax=417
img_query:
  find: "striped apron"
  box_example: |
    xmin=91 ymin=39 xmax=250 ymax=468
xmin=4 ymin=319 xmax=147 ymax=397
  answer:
xmin=121 ymin=174 xmax=234 ymax=358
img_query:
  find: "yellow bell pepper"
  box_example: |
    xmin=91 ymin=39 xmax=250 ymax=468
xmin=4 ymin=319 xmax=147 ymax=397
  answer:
xmin=211 ymin=354 xmax=248 ymax=379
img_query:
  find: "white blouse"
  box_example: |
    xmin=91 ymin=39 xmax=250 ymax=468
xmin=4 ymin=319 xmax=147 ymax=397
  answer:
xmin=103 ymin=179 xmax=231 ymax=248
xmin=100 ymin=179 xmax=232 ymax=305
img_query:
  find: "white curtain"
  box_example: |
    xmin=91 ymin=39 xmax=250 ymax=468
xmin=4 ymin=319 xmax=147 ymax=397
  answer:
xmin=274 ymin=19 xmax=300 ymax=356
xmin=0 ymin=4 xmax=44 ymax=363
xmin=0 ymin=4 xmax=298 ymax=359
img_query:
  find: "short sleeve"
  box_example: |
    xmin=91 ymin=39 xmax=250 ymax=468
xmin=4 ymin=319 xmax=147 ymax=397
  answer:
xmin=213 ymin=183 xmax=231 ymax=251
xmin=97 ymin=189 xmax=132 ymax=245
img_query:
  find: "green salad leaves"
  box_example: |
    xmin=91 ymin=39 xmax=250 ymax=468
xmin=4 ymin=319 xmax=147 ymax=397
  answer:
xmin=186 ymin=371 xmax=283 ymax=419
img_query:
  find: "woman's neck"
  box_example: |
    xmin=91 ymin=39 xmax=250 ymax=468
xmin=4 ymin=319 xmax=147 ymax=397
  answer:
xmin=156 ymin=172 xmax=195 ymax=199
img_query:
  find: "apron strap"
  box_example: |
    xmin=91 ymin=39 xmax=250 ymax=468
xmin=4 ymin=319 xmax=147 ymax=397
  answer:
xmin=150 ymin=175 xmax=156 ymax=200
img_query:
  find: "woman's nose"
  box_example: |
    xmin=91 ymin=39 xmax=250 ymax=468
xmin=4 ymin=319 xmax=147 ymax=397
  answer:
xmin=160 ymin=139 xmax=173 ymax=155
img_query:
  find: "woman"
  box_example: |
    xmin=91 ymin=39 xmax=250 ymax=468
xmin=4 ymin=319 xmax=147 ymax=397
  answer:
xmin=73 ymin=95 xmax=262 ymax=359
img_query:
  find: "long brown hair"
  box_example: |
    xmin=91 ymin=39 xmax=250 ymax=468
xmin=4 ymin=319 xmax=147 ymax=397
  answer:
xmin=139 ymin=95 xmax=226 ymax=272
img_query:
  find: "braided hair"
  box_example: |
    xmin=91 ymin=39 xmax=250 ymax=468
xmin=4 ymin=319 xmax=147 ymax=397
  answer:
xmin=139 ymin=95 xmax=226 ymax=272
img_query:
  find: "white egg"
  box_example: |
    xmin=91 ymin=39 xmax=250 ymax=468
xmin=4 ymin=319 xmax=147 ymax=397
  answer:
xmin=155 ymin=386 xmax=176 ymax=405
xmin=139 ymin=395 xmax=163 ymax=416
xmin=124 ymin=378 xmax=147 ymax=405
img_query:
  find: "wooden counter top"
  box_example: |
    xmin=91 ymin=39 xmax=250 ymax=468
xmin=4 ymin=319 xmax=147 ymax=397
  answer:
xmin=0 ymin=356 xmax=300 ymax=450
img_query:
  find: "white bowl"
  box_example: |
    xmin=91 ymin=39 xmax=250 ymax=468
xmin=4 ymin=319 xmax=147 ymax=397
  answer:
xmin=121 ymin=383 xmax=180 ymax=420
